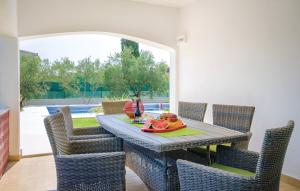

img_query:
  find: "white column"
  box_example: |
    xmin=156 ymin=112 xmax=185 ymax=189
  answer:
xmin=169 ymin=48 xmax=178 ymax=113
xmin=0 ymin=0 xmax=20 ymax=159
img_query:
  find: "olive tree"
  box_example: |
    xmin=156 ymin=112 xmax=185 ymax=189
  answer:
xmin=20 ymin=53 xmax=48 ymax=108
xmin=104 ymin=48 xmax=169 ymax=98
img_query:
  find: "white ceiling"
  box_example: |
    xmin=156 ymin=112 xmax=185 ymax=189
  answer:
xmin=130 ymin=0 xmax=196 ymax=8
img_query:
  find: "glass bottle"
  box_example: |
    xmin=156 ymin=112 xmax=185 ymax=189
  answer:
xmin=134 ymin=97 xmax=141 ymax=118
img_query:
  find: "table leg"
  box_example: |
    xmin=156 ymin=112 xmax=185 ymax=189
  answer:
xmin=162 ymin=152 xmax=169 ymax=191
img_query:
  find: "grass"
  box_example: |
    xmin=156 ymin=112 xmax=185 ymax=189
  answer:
xmin=72 ymin=117 xmax=99 ymax=128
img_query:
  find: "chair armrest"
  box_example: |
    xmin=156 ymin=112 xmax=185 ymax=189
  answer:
xmin=70 ymin=137 xmax=123 ymax=154
xmin=55 ymin=152 xmax=126 ymax=191
xmin=73 ymin=126 xmax=111 ymax=135
xmin=216 ymin=145 xmax=259 ymax=173
xmin=177 ymin=159 xmax=255 ymax=191
xmin=68 ymin=134 xmax=113 ymax=141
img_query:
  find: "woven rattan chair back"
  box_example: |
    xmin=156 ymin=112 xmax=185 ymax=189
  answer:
xmin=102 ymin=100 xmax=128 ymax=115
xmin=255 ymin=121 xmax=294 ymax=188
xmin=59 ymin=106 xmax=74 ymax=136
xmin=44 ymin=117 xmax=58 ymax=155
xmin=178 ymin=101 xmax=207 ymax=121
xmin=213 ymin=104 xmax=255 ymax=133
xmin=44 ymin=112 xmax=72 ymax=155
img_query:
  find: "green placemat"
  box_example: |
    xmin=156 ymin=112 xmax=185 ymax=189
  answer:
xmin=119 ymin=116 xmax=205 ymax=138
xmin=155 ymin=128 xmax=205 ymax=138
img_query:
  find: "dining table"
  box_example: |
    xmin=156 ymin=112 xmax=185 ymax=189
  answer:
xmin=96 ymin=113 xmax=251 ymax=191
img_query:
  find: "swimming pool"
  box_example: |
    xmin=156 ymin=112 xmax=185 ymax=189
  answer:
xmin=46 ymin=103 xmax=170 ymax=115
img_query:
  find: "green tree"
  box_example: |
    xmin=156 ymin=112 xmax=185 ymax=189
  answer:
xmin=104 ymin=55 xmax=129 ymax=97
xmin=40 ymin=59 xmax=52 ymax=81
xmin=104 ymin=48 xmax=169 ymax=98
xmin=76 ymin=58 xmax=105 ymax=103
xmin=20 ymin=46 xmax=169 ymax=102
xmin=121 ymin=39 xmax=140 ymax=57
xmin=89 ymin=60 xmax=105 ymax=97
xmin=20 ymin=53 xmax=48 ymax=108
xmin=50 ymin=58 xmax=77 ymax=97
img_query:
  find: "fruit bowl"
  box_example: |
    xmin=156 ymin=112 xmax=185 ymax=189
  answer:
xmin=160 ymin=113 xmax=178 ymax=122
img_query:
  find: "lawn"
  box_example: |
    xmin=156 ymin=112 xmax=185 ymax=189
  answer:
xmin=72 ymin=117 xmax=99 ymax=128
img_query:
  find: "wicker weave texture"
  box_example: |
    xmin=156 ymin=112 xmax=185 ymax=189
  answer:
xmin=97 ymin=114 xmax=250 ymax=153
xmin=59 ymin=107 xmax=74 ymax=136
xmin=213 ymin=104 xmax=255 ymax=133
xmin=44 ymin=112 xmax=126 ymax=191
xmin=59 ymin=106 xmax=112 ymax=139
xmin=102 ymin=100 xmax=128 ymax=115
xmin=177 ymin=121 xmax=294 ymax=191
xmin=97 ymin=114 xmax=252 ymax=190
xmin=55 ymin=153 xmax=126 ymax=191
xmin=213 ymin=104 xmax=255 ymax=149
xmin=178 ymin=101 xmax=207 ymax=122
xmin=124 ymin=142 xmax=180 ymax=191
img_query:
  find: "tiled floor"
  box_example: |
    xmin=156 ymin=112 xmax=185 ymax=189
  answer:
xmin=20 ymin=106 xmax=52 ymax=155
xmin=0 ymin=156 xmax=147 ymax=191
xmin=0 ymin=156 xmax=299 ymax=191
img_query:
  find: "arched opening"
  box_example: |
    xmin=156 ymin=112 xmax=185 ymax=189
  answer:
xmin=19 ymin=32 xmax=177 ymax=156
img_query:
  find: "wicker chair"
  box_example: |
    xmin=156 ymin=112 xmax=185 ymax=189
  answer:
xmin=178 ymin=101 xmax=207 ymax=121
xmin=189 ymin=104 xmax=255 ymax=163
xmin=102 ymin=100 xmax=128 ymax=115
xmin=177 ymin=121 xmax=294 ymax=191
xmin=212 ymin=104 xmax=255 ymax=149
xmin=59 ymin=106 xmax=112 ymax=140
xmin=44 ymin=112 xmax=126 ymax=191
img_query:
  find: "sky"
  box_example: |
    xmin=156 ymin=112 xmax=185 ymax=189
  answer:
xmin=20 ymin=34 xmax=170 ymax=65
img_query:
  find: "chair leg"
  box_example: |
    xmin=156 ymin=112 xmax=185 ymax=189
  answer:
xmin=206 ymin=145 xmax=211 ymax=165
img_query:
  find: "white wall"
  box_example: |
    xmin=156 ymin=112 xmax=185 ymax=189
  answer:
xmin=0 ymin=0 xmax=20 ymax=157
xmin=178 ymin=0 xmax=300 ymax=179
xmin=0 ymin=0 xmax=17 ymax=37
xmin=18 ymin=0 xmax=178 ymax=48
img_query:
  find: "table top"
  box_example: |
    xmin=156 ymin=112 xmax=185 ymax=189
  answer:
xmin=96 ymin=114 xmax=250 ymax=153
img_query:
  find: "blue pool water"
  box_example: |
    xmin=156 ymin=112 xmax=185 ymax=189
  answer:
xmin=46 ymin=103 xmax=170 ymax=115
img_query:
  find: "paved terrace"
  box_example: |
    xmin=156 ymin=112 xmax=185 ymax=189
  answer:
xmin=20 ymin=106 xmax=52 ymax=155
xmin=20 ymin=106 xmax=98 ymax=156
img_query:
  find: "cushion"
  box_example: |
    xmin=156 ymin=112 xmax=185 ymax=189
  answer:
xmin=199 ymin=143 xmax=231 ymax=153
xmin=210 ymin=163 xmax=255 ymax=177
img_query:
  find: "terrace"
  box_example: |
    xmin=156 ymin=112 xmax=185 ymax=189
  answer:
xmin=20 ymin=103 xmax=170 ymax=155
xmin=0 ymin=0 xmax=300 ymax=191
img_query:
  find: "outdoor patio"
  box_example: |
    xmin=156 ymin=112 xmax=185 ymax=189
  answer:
xmin=1 ymin=0 xmax=300 ymax=191
xmin=20 ymin=106 xmax=52 ymax=155
xmin=1 ymin=155 xmax=298 ymax=191
xmin=20 ymin=103 xmax=168 ymax=156
xmin=20 ymin=106 xmax=101 ymax=156
xmin=0 ymin=156 xmax=147 ymax=191
xmin=20 ymin=106 xmax=95 ymax=155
